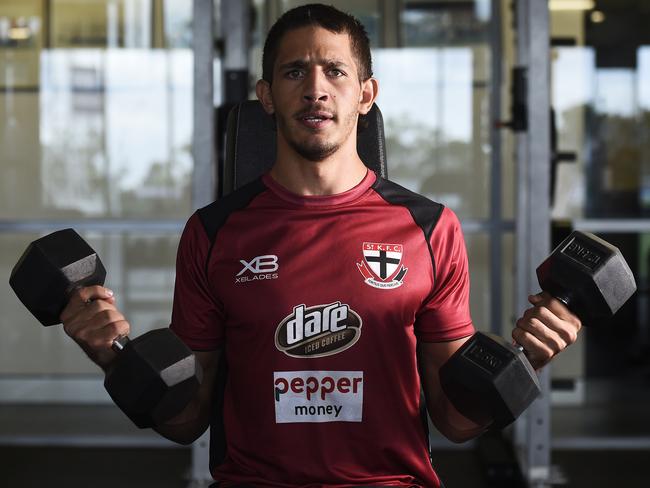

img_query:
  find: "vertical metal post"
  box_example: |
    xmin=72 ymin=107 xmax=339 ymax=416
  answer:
xmin=513 ymin=0 xmax=551 ymax=486
xmin=382 ymin=0 xmax=400 ymax=47
xmin=191 ymin=0 xmax=215 ymax=486
xmin=489 ymin=0 xmax=503 ymax=335
xmin=221 ymin=0 xmax=250 ymax=102
xmin=193 ymin=0 xmax=216 ymax=211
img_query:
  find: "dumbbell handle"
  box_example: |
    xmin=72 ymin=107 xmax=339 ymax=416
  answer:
xmin=112 ymin=335 xmax=131 ymax=352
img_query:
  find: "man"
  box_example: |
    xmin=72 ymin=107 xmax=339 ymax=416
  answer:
xmin=61 ymin=4 xmax=581 ymax=487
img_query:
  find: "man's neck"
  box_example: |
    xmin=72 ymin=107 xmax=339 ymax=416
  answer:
xmin=269 ymin=146 xmax=368 ymax=196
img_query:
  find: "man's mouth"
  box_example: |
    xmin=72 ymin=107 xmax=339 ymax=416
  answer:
xmin=296 ymin=111 xmax=334 ymax=129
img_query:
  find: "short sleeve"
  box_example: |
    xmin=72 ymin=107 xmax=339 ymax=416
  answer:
xmin=169 ymin=212 xmax=225 ymax=350
xmin=415 ymin=207 xmax=475 ymax=342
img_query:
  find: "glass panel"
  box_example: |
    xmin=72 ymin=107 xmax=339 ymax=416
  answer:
xmin=163 ymin=0 xmax=193 ymax=48
xmin=0 ymin=0 xmax=193 ymax=220
xmin=0 ymin=0 xmax=43 ymax=88
xmin=51 ymin=0 xmax=152 ymax=48
xmin=0 ymin=0 xmax=192 ymax=379
xmin=551 ymin=9 xmax=650 ymax=219
xmin=279 ymin=0 xmax=382 ymax=46
xmin=401 ymin=0 xmax=491 ymax=46
xmin=550 ymin=47 xmax=593 ymax=221
xmin=385 ymin=0 xmax=492 ymax=220
xmin=1 ymin=231 xmax=179 ymax=375
xmin=375 ymin=46 xmax=491 ymax=219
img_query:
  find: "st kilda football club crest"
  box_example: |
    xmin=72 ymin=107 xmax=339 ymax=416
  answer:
xmin=357 ymin=242 xmax=408 ymax=289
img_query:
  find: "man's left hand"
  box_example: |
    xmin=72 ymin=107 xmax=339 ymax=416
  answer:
xmin=512 ymin=292 xmax=582 ymax=370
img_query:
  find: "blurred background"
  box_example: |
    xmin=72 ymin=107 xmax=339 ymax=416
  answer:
xmin=0 ymin=0 xmax=648 ymax=486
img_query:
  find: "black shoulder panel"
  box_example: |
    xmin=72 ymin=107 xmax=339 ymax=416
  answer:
xmin=197 ymin=177 xmax=267 ymax=243
xmin=372 ymin=177 xmax=445 ymax=285
xmin=372 ymin=177 xmax=445 ymax=242
xmin=197 ymin=178 xmax=267 ymax=277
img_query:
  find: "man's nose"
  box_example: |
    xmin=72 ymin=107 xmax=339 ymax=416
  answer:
xmin=302 ymin=69 xmax=329 ymax=103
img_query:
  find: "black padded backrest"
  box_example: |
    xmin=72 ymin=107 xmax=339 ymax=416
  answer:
xmin=222 ymin=100 xmax=387 ymax=195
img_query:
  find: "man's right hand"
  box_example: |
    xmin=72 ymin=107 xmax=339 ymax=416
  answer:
xmin=60 ymin=285 xmax=130 ymax=370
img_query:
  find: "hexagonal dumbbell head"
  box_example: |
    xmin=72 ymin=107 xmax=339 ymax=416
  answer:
xmin=536 ymin=231 xmax=637 ymax=325
xmin=104 ymin=328 xmax=203 ymax=428
xmin=439 ymin=332 xmax=542 ymax=428
xmin=9 ymin=229 xmax=106 ymax=326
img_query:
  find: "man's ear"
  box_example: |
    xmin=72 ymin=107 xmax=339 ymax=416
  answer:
xmin=256 ymin=80 xmax=275 ymax=114
xmin=358 ymin=77 xmax=379 ymax=115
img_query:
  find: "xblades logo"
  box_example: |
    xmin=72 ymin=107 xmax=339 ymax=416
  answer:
xmin=275 ymin=302 xmax=362 ymax=358
xmin=235 ymin=254 xmax=279 ymax=283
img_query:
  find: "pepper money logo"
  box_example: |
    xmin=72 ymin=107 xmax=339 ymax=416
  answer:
xmin=274 ymin=370 xmax=364 ymax=423
xmin=274 ymin=302 xmax=362 ymax=358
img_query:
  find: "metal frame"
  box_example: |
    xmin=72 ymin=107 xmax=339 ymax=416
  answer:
xmin=0 ymin=434 xmax=180 ymax=448
xmin=513 ymin=0 xmax=552 ymax=486
xmin=488 ymin=0 xmax=505 ymax=335
xmin=193 ymin=0 xmax=217 ymax=212
xmin=0 ymin=220 xmax=185 ymax=233
xmin=461 ymin=219 xmax=515 ymax=233
xmin=190 ymin=1 xmax=218 ymax=485
xmin=552 ymin=437 xmax=650 ymax=450
xmin=0 ymin=0 xmax=221 ymax=482
xmin=572 ymin=219 xmax=650 ymax=233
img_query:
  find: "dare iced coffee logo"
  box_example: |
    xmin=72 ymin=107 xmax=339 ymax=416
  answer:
xmin=275 ymin=302 xmax=362 ymax=358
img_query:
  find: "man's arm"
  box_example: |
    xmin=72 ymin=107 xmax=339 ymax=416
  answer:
xmin=154 ymin=348 xmax=222 ymax=445
xmin=417 ymin=337 xmax=488 ymax=443
xmin=419 ymin=293 xmax=582 ymax=443
xmin=61 ymin=286 xmax=222 ymax=443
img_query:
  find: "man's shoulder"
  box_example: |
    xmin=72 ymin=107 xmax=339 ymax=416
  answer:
xmin=372 ymin=176 xmax=443 ymax=208
xmin=197 ymin=177 xmax=268 ymax=243
xmin=371 ymin=176 xmax=447 ymax=238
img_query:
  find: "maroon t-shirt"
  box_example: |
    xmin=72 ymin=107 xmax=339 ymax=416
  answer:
xmin=171 ymin=170 xmax=474 ymax=487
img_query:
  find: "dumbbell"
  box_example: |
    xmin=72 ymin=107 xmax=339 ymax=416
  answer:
xmin=439 ymin=231 xmax=637 ymax=428
xmin=9 ymin=228 xmax=202 ymax=428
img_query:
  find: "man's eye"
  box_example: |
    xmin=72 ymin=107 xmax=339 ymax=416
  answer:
xmin=329 ymin=69 xmax=344 ymax=77
xmin=286 ymin=70 xmax=304 ymax=79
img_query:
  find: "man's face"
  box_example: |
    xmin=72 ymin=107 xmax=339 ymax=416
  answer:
xmin=257 ymin=26 xmax=374 ymax=162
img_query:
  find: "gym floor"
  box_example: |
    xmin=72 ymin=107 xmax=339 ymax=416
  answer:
xmin=2 ymin=378 xmax=649 ymax=487
xmin=2 ymin=445 xmax=648 ymax=487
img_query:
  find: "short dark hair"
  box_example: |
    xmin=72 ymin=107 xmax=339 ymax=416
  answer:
xmin=262 ymin=3 xmax=373 ymax=84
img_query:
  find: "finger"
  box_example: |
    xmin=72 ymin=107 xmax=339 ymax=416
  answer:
xmin=522 ymin=303 xmax=580 ymax=346
xmin=516 ymin=315 xmax=568 ymax=354
xmin=529 ymin=292 xmax=581 ymax=326
xmin=65 ymin=307 xmax=129 ymax=349
xmin=61 ymin=286 xmax=115 ymax=322
xmin=76 ymin=317 xmax=130 ymax=351
xmin=512 ymin=327 xmax=554 ymax=369
xmin=62 ymin=300 xmax=121 ymax=337
xmin=67 ymin=286 xmax=114 ymax=309
xmin=63 ymin=296 xmax=113 ymax=327
xmin=527 ymin=293 xmax=544 ymax=305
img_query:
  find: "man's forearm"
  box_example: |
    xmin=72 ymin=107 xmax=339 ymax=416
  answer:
xmin=153 ymin=396 xmax=211 ymax=445
xmin=429 ymin=392 xmax=490 ymax=443
xmin=154 ymin=348 xmax=221 ymax=445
